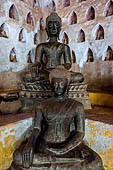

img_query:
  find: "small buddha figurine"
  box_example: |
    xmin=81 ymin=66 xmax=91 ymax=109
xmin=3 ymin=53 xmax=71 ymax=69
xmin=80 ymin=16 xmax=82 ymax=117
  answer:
xmin=32 ymin=12 xmax=84 ymax=83
xmin=10 ymin=48 xmax=17 ymax=62
xmin=9 ymin=66 xmax=104 ymax=170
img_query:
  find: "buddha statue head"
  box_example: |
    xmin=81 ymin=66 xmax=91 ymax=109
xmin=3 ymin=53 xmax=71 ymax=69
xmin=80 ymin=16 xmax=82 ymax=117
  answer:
xmin=49 ymin=65 xmax=71 ymax=97
xmin=46 ymin=12 xmax=62 ymax=40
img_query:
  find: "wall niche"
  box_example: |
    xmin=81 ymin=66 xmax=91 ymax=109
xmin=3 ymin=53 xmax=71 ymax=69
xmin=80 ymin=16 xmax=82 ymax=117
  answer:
xmin=86 ymin=6 xmax=95 ymax=21
xmin=72 ymin=50 xmax=76 ymax=63
xmin=104 ymin=0 xmax=113 ymax=17
xmin=27 ymin=50 xmax=32 ymax=63
xmin=26 ymin=12 xmax=34 ymax=26
xmin=77 ymin=29 xmax=85 ymax=43
xmin=47 ymin=0 xmax=56 ymax=13
xmin=9 ymin=4 xmax=19 ymax=20
xmin=34 ymin=33 xmax=38 ymax=44
xmin=39 ymin=17 xmax=45 ymax=31
xmin=86 ymin=48 xmax=94 ymax=62
xmin=104 ymin=46 xmax=113 ymax=61
xmin=62 ymin=32 xmax=69 ymax=44
xmin=33 ymin=0 xmax=40 ymax=7
xmin=9 ymin=48 xmax=17 ymax=62
xmin=62 ymin=0 xmax=70 ymax=8
xmin=19 ymin=28 xmax=26 ymax=43
xmin=68 ymin=11 xmax=77 ymax=25
xmin=95 ymin=25 xmax=104 ymax=40
xmin=0 ymin=23 xmax=9 ymax=38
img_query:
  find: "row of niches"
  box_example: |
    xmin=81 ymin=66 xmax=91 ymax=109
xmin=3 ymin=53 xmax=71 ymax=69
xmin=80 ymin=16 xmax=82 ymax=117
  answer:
xmin=66 ymin=0 xmax=113 ymax=24
xmin=5 ymin=1 xmax=113 ymax=26
xmin=72 ymin=46 xmax=113 ymax=63
xmin=7 ymin=4 xmax=38 ymax=26
xmin=0 ymin=22 xmax=43 ymax=45
xmin=62 ymin=24 xmax=104 ymax=43
xmin=9 ymin=46 xmax=113 ymax=63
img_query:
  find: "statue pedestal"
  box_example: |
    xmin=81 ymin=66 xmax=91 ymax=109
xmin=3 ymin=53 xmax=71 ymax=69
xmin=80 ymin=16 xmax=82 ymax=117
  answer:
xmin=19 ymin=81 xmax=91 ymax=110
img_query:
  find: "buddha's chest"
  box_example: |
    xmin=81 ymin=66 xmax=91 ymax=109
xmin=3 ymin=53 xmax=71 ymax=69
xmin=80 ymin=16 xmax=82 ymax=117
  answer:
xmin=43 ymin=44 xmax=64 ymax=59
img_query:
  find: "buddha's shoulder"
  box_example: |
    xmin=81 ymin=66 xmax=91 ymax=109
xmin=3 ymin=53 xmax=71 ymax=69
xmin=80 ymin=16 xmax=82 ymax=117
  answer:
xmin=67 ymin=98 xmax=84 ymax=108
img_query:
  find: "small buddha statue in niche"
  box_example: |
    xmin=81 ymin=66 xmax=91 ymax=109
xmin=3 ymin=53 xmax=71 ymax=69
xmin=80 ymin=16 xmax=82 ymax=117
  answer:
xmin=31 ymin=12 xmax=84 ymax=84
xmin=0 ymin=23 xmax=8 ymax=38
xmin=104 ymin=46 xmax=113 ymax=61
xmin=87 ymin=48 xmax=94 ymax=62
xmin=10 ymin=48 xmax=17 ymax=62
xmin=9 ymin=66 xmax=104 ymax=170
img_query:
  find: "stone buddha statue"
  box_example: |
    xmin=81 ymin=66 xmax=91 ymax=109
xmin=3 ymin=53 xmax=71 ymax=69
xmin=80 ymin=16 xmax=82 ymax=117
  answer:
xmin=9 ymin=66 xmax=103 ymax=170
xmin=25 ymin=12 xmax=84 ymax=84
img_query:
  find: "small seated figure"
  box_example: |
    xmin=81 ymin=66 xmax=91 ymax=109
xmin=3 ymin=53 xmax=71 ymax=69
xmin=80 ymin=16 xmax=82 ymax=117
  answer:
xmin=9 ymin=66 xmax=104 ymax=170
xmin=28 ymin=12 xmax=84 ymax=84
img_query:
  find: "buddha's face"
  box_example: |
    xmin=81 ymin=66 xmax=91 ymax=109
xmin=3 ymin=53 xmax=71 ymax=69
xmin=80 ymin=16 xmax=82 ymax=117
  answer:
xmin=51 ymin=77 xmax=68 ymax=97
xmin=47 ymin=20 xmax=60 ymax=37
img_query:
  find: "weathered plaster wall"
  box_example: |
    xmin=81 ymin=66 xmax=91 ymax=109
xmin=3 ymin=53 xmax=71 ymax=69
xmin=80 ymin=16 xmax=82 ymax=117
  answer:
xmin=0 ymin=118 xmax=113 ymax=170
xmin=55 ymin=0 xmax=113 ymax=93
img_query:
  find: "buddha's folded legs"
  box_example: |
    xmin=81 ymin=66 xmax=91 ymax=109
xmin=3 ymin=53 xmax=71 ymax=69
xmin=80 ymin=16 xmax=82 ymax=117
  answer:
xmin=8 ymin=142 xmax=104 ymax=170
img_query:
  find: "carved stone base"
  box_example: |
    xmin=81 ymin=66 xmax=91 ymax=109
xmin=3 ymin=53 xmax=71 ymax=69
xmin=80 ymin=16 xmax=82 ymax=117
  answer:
xmin=19 ymin=81 xmax=91 ymax=110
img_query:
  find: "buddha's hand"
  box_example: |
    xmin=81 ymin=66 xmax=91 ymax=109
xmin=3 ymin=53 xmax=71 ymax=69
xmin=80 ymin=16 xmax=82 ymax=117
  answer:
xmin=47 ymin=141 xmax=81 ymax=155
xmin=22 ymin=144 xmax=34 ymax=168
xmin=31 ymin=63 xmax=39 ymax=75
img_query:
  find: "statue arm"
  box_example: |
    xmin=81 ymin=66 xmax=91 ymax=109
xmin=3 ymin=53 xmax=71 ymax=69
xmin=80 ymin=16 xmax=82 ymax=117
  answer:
xmin=34 ymin=44 xmax=43 ymax=67
xmin=63 ymin=45 xmax=72 ymax=70
xmin=66 ymin=104 xmax=85 ymax=149
xmin=22 ymin=108 xmax=43 ymax=168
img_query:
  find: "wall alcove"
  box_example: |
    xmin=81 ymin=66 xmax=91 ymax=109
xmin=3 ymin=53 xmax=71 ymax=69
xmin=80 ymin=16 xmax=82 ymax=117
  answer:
xmin=86 ymin=6 xmax=95 ymax=21
xmin=26 ymin=12 xmax=34 ymax=26
xmin=77 ymin=29 xmax=85 ymax=43
xmin=95 ymin=25 xmax=104 ymax=40
xmin=104 ymin=0 xmax=113 ymax=17
xmin=0 ymin=23 xmax=9 ymax=38
xmin=19 ymin=29 xmax=26 ymax=43
xmin=62 ymin=32 xmax=69 ymax=44
xmin=9 ymin=4 xmax=19 ymax=20
xmin=68 ymin=11 xmax=77 ymax=25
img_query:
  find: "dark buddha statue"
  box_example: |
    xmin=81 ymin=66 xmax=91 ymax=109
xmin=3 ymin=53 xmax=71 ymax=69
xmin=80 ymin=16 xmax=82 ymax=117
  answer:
xmin=9 ymin=66 xmax=104 ymax=170
xmin=26 ymin=12 xmax=84 ymax=84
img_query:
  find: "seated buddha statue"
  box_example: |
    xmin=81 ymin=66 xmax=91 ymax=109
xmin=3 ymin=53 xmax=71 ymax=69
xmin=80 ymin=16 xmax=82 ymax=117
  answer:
xmin=25 ymin=12 xmax=84 ymax=84
xmin=9 ymin=66 xmax=104 ymax=170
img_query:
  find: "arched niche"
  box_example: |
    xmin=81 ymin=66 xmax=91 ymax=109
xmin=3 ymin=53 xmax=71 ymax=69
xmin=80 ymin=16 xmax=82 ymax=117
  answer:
xmin=62 ymin=32 xmax=69 ymax=44
xmin=72 ymin=50 xmax=76 ymax=63
xmin=33 ymin=0 xmax=40 ymax=7
xmin=0 ymin=23 xmax=9 ymax=38
xmin=27 ymin=51 xmax=32 ymax=63
xmin=86 ymin=48 xmax=94 ymax=62
xmin=26 ymin=12 xmax=34 ymax=26
xmin=68 ymin=11 xmax=77 ymax=25
xmin=62 ymin=0 xmax=70 ymax=8
xmin=9 ymin=47 xmax=17 ymax=62
xmin=104 ymin=0 xmax=113 ymax=17
xmin=9 ymin=4 xmax=19 ymax=20
xmin=86 ymin=6 xmax=95 ymax=21
xmin=104 ymin=46 xmax=113 ymax=61
xmin=19 ymin=28 xmax=26 ymax=43
xmin=47 ymin=0 xmax=56 ymax=13
xmin=39 ymin=17 xmax=45 ymax=31
xmin=95 ymin=25 xmax=104 ymax=40
xmin=77 ymin=29 xmax=85 ymax=43
xmin=34 ymin=33 xmax=38 ymax=44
